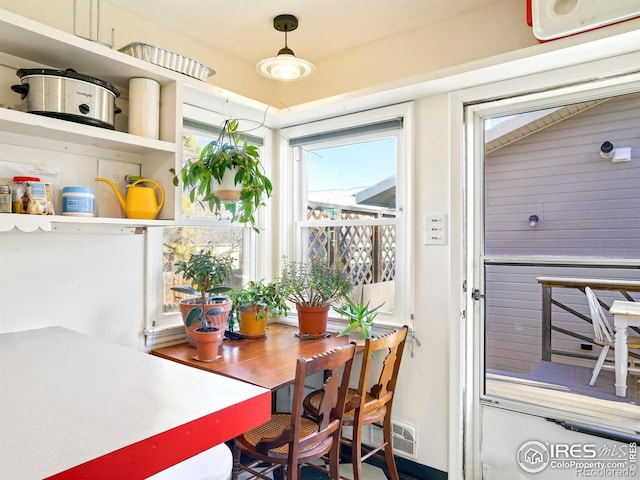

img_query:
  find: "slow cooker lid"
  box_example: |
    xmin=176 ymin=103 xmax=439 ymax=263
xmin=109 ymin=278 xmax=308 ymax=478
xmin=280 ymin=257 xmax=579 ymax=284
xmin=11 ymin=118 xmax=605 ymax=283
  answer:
xmin=16 ymin=68 xmax=120 ymax=97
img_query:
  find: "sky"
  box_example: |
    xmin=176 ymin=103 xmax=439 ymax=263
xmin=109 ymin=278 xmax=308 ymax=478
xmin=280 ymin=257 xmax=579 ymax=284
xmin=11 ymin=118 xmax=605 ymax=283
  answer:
xmin=305 ymin=137 xmax=396 ymax=204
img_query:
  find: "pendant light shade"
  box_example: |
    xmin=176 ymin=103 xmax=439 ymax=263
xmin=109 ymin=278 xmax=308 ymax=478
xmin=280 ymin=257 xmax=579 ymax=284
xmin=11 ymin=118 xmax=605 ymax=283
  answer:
xmin=257 ymin=14 xmax=315 ymax=81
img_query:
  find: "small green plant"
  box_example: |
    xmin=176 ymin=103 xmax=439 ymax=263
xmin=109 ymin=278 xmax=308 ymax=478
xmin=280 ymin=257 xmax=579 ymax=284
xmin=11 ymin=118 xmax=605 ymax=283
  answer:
xmin=228 ymin=279 xmax=289 ymax=330
xmin=171 ymin=119 xmax=273 ymax=232
xmin=185 ymin=306 xmax=224 ymax=331
xmin=335 ymin=287 xmax=385 ymax=340
xmin=277 ymin=256 xmax=353 ymax=307
xmin=170 ymin=249 xmax=234 ymax=306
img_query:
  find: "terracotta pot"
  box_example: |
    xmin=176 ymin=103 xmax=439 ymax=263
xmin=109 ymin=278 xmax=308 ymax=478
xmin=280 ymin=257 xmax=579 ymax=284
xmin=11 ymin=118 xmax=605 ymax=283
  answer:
xmin=296 ymin=304 xmax=330 ymax=337
xmin=191 ymin=327 xmax=223 ymax=362
xmin=238 ymin=306 xmax=268 ymax=338
xmin=179 ymin=297 xmax=232 ymax=346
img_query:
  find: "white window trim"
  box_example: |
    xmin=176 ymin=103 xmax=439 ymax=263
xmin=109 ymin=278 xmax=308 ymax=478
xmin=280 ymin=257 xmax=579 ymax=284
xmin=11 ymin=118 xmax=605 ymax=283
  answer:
xmin=144 ymin=105 xmax=274 ymax=348
xmin=277 ymin=103 xmax=415 ymax=328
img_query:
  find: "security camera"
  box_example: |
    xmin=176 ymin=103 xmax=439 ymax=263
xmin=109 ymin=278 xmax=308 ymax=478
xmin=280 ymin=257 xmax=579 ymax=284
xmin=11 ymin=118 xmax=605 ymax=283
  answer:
xmin=600 ymin=141 xmax=614 ymax=159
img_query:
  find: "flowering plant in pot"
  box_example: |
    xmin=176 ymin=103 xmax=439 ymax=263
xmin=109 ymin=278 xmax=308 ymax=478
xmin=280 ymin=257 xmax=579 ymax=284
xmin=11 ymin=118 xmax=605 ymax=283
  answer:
xmin=170 ymin=249 xmax=234 ymax=345
xmin=228 ymin=279 xmax=289 ymax=338
xmin=185 ymin=305 xmax=224 ymax=362
xmin=170 ymin=119 xmax=273 ymax=233
xmin=335 ymin=286 xmax=385 ymax=346
xmin=277 ymin=256 xmax=353 ymax=337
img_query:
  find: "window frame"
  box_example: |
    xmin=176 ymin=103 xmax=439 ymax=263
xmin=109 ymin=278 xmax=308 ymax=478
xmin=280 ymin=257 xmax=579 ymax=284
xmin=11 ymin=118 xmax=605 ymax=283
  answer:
xmin=144 ymin=106 xmax=273 ymax=347
xmin=277 ymin=103 xmax=415 ymax=329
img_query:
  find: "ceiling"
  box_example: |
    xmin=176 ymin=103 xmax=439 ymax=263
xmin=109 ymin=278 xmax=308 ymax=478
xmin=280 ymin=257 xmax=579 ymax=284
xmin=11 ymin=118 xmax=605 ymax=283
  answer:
xmin=105 ymin=0 xmax=499 ymax=65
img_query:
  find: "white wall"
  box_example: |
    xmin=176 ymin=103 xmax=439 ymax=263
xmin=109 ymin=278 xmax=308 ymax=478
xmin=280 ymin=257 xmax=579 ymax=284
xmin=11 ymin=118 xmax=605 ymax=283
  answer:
xmin=0 ymin=230 xmax=145 ymax=349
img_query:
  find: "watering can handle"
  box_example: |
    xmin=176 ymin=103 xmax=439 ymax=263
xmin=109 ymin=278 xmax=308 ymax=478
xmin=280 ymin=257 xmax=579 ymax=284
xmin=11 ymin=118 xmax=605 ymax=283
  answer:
xmin=132 ymin=179 xmax=165 ymax=210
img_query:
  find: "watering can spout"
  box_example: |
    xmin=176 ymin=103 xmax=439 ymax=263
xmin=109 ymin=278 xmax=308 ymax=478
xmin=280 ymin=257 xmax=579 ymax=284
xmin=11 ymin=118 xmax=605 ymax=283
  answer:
xmin=95 ymin=177 xmax=126 ymax=211
xmin=95 ymin=177 xmax=164 ymax=219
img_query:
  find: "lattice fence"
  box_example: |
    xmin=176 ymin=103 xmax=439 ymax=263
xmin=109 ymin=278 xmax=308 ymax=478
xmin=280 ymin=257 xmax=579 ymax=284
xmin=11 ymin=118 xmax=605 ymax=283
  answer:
xmin=307 ymin=207 xmax=396 ymax=286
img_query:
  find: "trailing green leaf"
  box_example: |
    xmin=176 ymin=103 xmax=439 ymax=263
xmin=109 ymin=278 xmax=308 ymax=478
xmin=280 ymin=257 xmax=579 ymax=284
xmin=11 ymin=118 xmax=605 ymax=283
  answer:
xmin=171 ymin=119 xmax=273 ymax=232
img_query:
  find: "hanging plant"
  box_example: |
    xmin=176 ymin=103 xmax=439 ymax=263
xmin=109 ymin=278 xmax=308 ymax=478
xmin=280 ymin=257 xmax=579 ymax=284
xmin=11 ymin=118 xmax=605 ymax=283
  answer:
xmin=171 ymin=119 xmax=273 ymax=232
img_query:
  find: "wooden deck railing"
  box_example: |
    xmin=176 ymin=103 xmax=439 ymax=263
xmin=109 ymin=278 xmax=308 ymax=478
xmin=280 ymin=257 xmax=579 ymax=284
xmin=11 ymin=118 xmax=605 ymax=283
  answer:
xmin=536 ymin=276 xmax=640 ymax=362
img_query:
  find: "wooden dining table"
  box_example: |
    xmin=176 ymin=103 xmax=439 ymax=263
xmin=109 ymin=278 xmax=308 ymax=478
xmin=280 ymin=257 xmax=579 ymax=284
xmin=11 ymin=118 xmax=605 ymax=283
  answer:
xmin=151 ymin=322 xmax=354 ymax=391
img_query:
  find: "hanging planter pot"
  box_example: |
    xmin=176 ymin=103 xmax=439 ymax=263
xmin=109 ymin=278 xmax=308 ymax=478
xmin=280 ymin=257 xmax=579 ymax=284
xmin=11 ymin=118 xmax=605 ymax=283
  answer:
xmin=211 ymin=165 xmax=242 ymax=201
xmin=171 ymin=119 xmax=273 ymax=232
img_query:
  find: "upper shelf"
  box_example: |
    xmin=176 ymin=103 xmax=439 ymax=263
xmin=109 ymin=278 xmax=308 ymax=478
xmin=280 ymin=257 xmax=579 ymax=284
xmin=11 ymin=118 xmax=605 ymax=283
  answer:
xmin=0 ymin=8 xmax=180 ymax=88
xmin=0 ymin=107 xmax=176 ymax=155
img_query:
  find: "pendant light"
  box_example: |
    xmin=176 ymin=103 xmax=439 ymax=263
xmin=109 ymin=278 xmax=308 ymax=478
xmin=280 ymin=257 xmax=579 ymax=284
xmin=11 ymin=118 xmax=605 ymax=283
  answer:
xmin=256 ymin=14 xmax=315 ymax=81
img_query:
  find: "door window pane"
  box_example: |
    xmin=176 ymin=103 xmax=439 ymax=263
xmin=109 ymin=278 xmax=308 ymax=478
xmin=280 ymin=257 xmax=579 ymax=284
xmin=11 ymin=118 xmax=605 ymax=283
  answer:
xmin=480 ymin=90 xmax=640 ymax=425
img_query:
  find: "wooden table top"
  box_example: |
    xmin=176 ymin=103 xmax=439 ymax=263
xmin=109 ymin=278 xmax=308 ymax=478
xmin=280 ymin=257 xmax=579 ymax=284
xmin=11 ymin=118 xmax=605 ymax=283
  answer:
xmin=151 ymin=322 xmax=354 ymax=391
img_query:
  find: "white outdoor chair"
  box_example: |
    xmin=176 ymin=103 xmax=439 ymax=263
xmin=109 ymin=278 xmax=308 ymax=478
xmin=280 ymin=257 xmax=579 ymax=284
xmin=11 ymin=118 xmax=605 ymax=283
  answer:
xmin=585 ymin=287 xmax=640 ymax=386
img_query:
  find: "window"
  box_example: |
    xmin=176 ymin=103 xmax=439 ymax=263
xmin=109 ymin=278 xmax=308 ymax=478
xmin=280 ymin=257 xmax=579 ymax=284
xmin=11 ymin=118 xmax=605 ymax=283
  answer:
xmin=279 ymin=104 xmax=414 ymax=326
xmin=466 ymin=77 xmax=640 ymax=431
xmin=145 ymin=109 xmax=271 ymax=347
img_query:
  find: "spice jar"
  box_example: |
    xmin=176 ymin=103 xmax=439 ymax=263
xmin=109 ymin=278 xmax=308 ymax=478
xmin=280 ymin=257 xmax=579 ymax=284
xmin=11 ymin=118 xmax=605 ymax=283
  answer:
xmin=11 ymin=176 xmax=40 ymax=214
xmin=0 ymin=185 xmax=10 ymax=213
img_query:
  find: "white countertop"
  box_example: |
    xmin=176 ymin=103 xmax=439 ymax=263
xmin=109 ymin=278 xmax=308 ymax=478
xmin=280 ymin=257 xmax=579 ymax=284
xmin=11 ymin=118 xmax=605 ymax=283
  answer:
xmin=0 ymin=327 xmax=270 ymax=479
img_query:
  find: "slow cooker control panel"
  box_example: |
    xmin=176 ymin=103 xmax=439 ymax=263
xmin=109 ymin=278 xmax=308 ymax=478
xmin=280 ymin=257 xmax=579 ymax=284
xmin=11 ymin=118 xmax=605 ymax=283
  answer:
xmin=79 ymin=104 xmax=90 ymax=115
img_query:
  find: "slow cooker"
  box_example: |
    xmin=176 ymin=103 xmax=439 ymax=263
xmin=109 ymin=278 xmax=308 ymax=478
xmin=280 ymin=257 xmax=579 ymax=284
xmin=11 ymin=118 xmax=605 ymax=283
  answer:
xmin=11 ymin=68 xmax=122 ymax=130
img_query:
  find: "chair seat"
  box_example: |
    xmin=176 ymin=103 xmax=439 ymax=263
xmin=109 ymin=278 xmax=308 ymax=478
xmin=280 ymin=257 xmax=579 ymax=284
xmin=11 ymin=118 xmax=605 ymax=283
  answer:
xmin=304 ymin=388 xmax=387 ymax=426
xmin=235 ymin=413 xmax=329 ymax=459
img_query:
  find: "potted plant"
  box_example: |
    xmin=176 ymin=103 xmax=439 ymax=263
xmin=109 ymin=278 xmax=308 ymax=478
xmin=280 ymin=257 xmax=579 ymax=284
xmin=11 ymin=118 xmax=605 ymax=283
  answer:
xmin=277 ymin=256 xmax=353 ymax=337
xmin=184 ymin=304 xmax=224 ymax=362
xmin=170 ymin=249 xmax=234 ymax=346
xmin=171 ymin=119 xmax=273 ymax=232
xmin=228 ymin=279 xmax=289 ymax=338
xmin=335 ymin=287 xmax=385 ymax=345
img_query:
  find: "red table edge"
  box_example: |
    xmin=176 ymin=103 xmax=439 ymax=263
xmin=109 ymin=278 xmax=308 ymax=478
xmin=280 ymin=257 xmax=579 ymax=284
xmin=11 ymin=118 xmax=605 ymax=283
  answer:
xmin=44 ymin=390 xmax=271 ymax=480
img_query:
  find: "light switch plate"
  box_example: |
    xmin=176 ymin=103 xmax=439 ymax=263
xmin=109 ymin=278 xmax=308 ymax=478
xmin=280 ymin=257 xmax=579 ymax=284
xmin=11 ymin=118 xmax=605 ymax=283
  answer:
xmin=424 ymin=213 xmax=447 ymax=245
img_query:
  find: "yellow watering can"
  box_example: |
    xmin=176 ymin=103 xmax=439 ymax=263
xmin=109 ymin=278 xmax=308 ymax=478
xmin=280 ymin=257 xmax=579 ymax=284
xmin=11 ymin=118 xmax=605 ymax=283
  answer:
xmin=95 ymin=177 xmax=164 ymax=219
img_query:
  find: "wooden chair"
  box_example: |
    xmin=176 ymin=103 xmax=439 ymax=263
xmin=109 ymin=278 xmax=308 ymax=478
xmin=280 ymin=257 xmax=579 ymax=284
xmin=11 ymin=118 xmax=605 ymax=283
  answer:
xmin=303 ymin=326 xmax=409 ymax=480
xmin=586 ymin=287 xmax=640 ymax=386
xmin=231 ymin=343 xmax=356 ymax=480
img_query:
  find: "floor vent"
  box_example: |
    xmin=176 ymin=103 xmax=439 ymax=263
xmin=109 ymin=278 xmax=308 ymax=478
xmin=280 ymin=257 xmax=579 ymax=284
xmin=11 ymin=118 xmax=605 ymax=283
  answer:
xmin=369 ymin=421 xmax=418 ymax=459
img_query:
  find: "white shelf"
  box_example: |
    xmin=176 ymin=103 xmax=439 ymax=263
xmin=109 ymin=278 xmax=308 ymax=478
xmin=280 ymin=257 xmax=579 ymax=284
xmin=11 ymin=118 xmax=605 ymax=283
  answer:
xmin=0 ymin=213 xmax=174 ymax=233
xmin=0 ymin=8 xmax=179 ymax=87
xmin=0 ymin=107 xmax=176 ymax=155
xmin=0 ymin=8 xmax=183 ymax=232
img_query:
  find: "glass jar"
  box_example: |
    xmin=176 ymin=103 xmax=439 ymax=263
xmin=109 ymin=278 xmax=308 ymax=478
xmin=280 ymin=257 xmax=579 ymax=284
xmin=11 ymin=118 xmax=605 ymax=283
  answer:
xmin=0 ymin=185 xmax=10 ymax=213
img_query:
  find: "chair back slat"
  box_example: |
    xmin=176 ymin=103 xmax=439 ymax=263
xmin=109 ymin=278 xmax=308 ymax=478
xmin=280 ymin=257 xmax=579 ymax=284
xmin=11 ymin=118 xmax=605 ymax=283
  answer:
xmin=291 ymin=344 xmax=356 ymax=450
xmin=586 ymin=287 xmax=614 ymax=344
xmin=357 ymin=326 xmax=408 ymax=414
